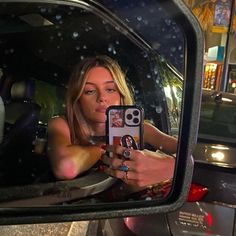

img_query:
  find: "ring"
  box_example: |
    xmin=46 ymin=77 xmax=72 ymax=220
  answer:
xmin=123 ymin=149 xmax=131 ymax=159
xmin=125 ymin=171 xmax=129 ymax=180
xmin=118 ymin=165 xmax=129 ymax=172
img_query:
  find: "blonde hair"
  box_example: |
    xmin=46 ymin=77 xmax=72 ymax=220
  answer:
xmin=66 ymin=55 xmax=134 ymax=144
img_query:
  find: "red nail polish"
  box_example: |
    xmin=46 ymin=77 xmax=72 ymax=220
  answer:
xmin=101 ymin=144 xmax=106 ymax=150
xmin=99 ymin=165 xmax=105 ymax=172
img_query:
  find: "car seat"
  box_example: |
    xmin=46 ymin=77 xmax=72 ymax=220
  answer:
xmin=0 ymin=96 xmax=5 ymax=144
xmin=0 ymin=79 xmax=41 ymax=186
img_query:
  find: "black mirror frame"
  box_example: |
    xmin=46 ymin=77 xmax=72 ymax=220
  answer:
xmin=0 ymin=0 xmax=204 ymax=224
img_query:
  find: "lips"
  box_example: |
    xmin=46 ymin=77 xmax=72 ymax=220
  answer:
xmin=95 ymin=106 xmax=108 ymax=113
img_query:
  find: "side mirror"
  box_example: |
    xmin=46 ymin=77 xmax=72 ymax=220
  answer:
xmin=0 ymin=0 xmax=203 ymax=224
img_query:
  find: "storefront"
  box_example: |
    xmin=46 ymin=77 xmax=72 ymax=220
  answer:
xmin=184 ymin=0 xmax=236 ymax=93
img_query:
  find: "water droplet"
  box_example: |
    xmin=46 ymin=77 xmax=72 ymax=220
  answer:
xmin=152 ymin=42 xmax=160 ymax=50
xmin=40 ymin=8 xmax=46 ymax=13
xmin=107 ymin=43 xmax=114 ymax=52
xmin=72 ymin=31 xmax=79 ymax=39
xmin=57 ymin=32 xmax=62 ymax=37
xmin=55 ymin=15 xmax=62 ymax=20
xmin=164 ymin=19 xmax=171 ymax=26
xmin=137 ymin=16 xmax=142 ymax=21
xmin=155 ymin=106 xmax=163 ymax=114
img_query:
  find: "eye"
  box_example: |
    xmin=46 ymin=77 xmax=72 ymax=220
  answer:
xmin=106 ymin=88 xmax=117 ymax=93
xmin=84 ymin=90 xmax=96 ymax=95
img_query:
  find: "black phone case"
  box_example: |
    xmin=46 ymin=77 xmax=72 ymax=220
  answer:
xmin=106 ymin=105 xmax=144 ymax=151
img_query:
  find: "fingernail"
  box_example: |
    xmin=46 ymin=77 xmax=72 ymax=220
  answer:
xmin=101 ymin=144 xmax=106 ymax=150
xmin=99 ymin=165 xmax=106 ymax=172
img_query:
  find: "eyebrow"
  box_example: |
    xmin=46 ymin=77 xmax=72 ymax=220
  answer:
xmin=85 ymin=81 xmax=115 ymax=85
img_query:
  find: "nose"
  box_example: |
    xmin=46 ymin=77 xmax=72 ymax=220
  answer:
xmin=97 ymin=91 xmax=107 ymax=103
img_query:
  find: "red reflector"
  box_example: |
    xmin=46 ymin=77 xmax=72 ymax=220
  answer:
xmin=187 ymin=183 xmax=209 ymax=202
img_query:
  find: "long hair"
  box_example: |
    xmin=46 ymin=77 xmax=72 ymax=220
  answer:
xmin=66 ymin=55 xmax=134 ymax=144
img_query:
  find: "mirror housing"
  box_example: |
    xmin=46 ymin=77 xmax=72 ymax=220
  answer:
xmin=0 ymin=0 xmax=203 ymax=224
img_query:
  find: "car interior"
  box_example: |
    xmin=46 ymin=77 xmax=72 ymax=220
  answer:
xmin=0 ymin=1 xmax=183 ymax=191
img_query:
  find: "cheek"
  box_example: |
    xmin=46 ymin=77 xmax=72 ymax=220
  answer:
xmin=78 ymin=96 xmax=94 ymax=115
xmin=110 ymin=93 xmax=121 ymax=105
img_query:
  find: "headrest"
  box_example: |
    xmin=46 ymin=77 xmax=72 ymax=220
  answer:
xmin=10 ymin=79 xmax=35 ymax=101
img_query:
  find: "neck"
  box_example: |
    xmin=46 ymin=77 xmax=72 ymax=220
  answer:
xmin=90 ymin=122 xmax=106 ymax=136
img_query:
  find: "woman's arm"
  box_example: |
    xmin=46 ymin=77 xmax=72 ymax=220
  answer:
xmin=144 ymin=122 xmax=177 ymax=154
xmin=48 ymin=117 xmax=103 ymax=180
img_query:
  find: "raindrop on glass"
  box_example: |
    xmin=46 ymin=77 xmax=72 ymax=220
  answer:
xmin=137 ymin=16 xmax=142 ymax=21
xmin=55 ymin=15 xmax=62 ymax=20
xmin=72 ymin=32 xmax=79 ymax=39
xmin=40 ymin=7 xmax=46 ymax=13
xmin=155 ymin=106 xmax=163 ymax=113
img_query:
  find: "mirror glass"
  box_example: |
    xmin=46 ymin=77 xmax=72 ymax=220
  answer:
xmin=0 ymin=0 xmax=184 ymax=207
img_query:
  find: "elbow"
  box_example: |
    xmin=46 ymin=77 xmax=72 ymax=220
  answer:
xmin=53 ymin=159 xmax=79 ymax=180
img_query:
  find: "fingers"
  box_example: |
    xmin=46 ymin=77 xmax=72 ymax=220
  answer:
xmin=101 ymin=145 xmax=145 ymax=185
xmin=102 ymin=154 xmax=133 ymax=171
xmin=105 ymin=145 xmax=142 ymax=160
xmin=103 ymin=165 xmax=136 ymax=182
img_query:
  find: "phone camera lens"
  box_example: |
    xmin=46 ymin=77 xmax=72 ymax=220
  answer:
xmin=133 ymin=118 xmax=139 ymax=124
xmin=133 ymin=110 xmax=139 ymax=116
xmin=126 ymin=114 xmax=133 ymax=120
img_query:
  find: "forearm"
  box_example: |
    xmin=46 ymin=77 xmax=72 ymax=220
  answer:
xmin=49 ymin=145 xmax=103 ymax=180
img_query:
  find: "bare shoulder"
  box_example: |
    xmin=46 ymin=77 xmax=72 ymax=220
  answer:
xmin=48 ymin=116 xmax=68 ymax=129
xmin=48 ymin=116 xmax=70 ymax=135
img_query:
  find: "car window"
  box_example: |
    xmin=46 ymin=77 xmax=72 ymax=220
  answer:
xmin=199 ymin=92 xmax=236 ymax=143
xmin=0 ymin=1 xmax=185 ymax=205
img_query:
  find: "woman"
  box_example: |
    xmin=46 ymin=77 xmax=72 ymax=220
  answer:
xmin=48 ymin=55 xmax=177 ymax=189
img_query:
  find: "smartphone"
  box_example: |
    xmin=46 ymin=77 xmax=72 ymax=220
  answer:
xmin=106 ymin=105 xmax=144 ymax=152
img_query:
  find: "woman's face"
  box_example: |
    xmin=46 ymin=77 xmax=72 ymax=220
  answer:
xmin=79 ymin=66 xmax=121 ymax=125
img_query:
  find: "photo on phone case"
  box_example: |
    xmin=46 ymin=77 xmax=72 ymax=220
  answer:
xmin=106 ymin=106 xmax=144 ymax=151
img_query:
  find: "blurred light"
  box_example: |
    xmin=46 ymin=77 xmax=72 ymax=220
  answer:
xmin=222 ymin=98 xmax=232 ymax=102
xmin=211 ymin=145 xmax=229 ymax=150
xmin=211 ymin=151 xmax=224 ymax=161
xmin=205 ymin=213 xmax=213 ymax=227
xmin=188 ymin=183 xmax=209 ymax=202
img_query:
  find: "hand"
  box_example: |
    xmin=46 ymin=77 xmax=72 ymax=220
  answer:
xmin=101 ymin=145 xmax=175 ymax=188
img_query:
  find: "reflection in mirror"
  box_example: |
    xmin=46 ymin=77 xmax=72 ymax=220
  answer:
xmin=0 ymin=0 xmax=184 ymax=207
